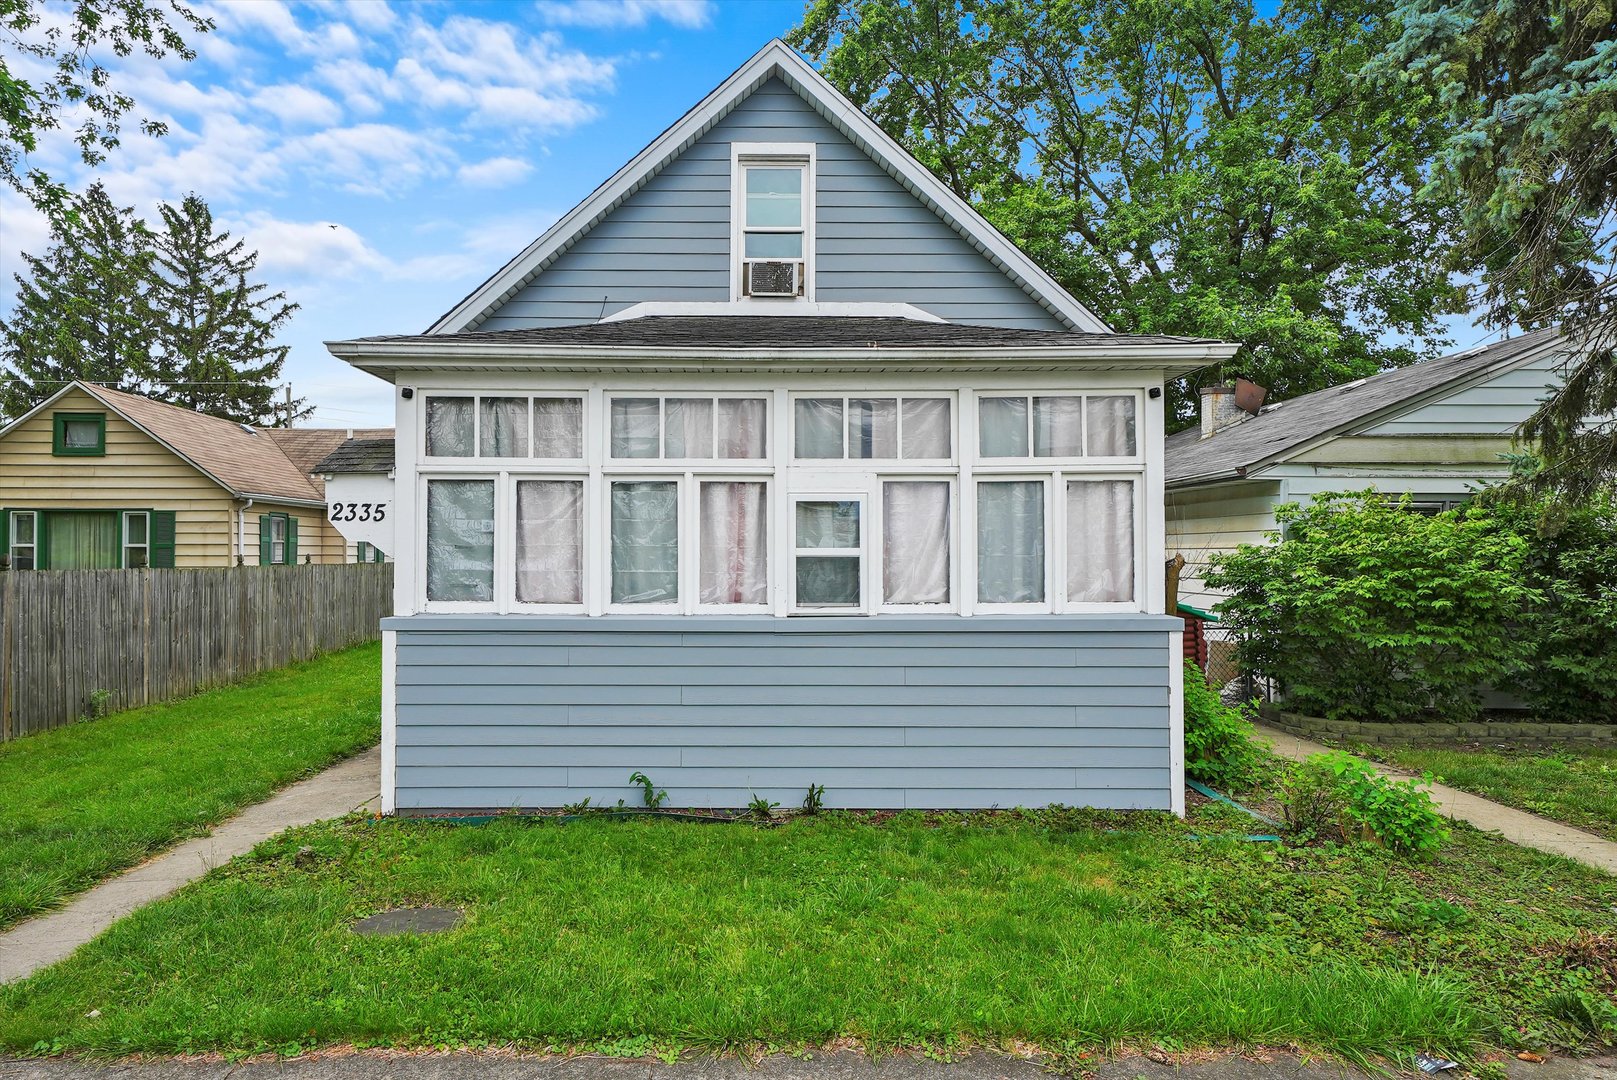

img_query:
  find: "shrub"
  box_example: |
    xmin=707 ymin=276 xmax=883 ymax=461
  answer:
xmin=1206 ymin=490 xmax=1535 ymax=722
xmin=1182 ymin=660 xmax=1275 ymax=791
xmin=1280 ymin=751 xmax=1449 ymax=855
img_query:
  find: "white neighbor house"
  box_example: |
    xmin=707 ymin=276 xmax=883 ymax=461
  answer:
xmin=1166 ymin=329 xmax=1569 ymax=611
xmin=326 ymin=40 xmax=1239 ymax=816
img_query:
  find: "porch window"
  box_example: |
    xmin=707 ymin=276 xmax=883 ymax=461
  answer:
xmin=1066 ymin=480 xmax=1135 ymax=603
xmin=794 ymin=498 xmax=864 ymax=611
xmin=883 ymin=481 xmax=950 ymax=605
xmin=793 ymin=397 xmax=951 ymax=460
xmin=609 ymin=396 xmax=768 ymax=460
xmin=425 ymin=395 xmax=583 ymax=459
xmin=699 ymin=481 xmax=768 ymax=606
xmin=611 ymin=481 xmax=679 ymax=605
xmin=976 ymin=480 xmax=1045 ymax=604
xmin=516 ymin=480 xmax=584 ymax=605
xmin=426 ymin=479 xmax=494 ymax=602
xmin=978 ymin=395 xmax=1137 ymax=458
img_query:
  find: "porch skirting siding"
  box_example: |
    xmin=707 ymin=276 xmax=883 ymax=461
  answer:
xmin=383 ymin=615 xmax=1182 ymax=812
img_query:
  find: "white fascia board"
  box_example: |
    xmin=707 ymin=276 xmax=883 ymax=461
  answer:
xmin=598 ymin=301 xmax=946 ymax=323
xmin=426 ymin=40 xmax=1111 ymax=336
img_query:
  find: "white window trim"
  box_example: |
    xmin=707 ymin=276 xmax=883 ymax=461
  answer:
xmin=1058 ymin=472 xmax=1146 ymax=612
xmin=974 ymin=390 xmax=1145 ymax=465
xmin=421 ymin=392 xmax=587 ymax=464
xmin=877 ymin=476 xmax=958 ymax=612
xmin=790 ymin=491 xmax=870 ymax=615
xmin=122 ymin=510 xmax=149 ymax=569
xmin=789 ymin=391 xmax=958 ymax=464
xmin=508 ymin=474 xmax=590 ymax=613
xmin=9 ymin=510 xmax=37 ymax=569
xmin=730 ymin=142 xmax=816 ymax=304
xmin=419 ymin=473 xmax=500 ymax=612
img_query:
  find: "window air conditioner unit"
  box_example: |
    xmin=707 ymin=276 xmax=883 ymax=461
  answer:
xmin=744 ymin=259 xmax=803 ymax=297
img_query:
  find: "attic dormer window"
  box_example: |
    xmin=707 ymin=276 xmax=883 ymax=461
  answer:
xmin=732 ymin=143 xmax=814 ymax=301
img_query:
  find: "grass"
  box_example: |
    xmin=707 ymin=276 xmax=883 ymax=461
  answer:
xmin=2 ymin=799 xmax=1612 ymax=1061
xmin=1368 ymin=743 xmax=1617 ymax=841
xmin=0 ymin=642 xmax=381 ymax=930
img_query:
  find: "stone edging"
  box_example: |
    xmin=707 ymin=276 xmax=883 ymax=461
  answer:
xmin=1259 ymin=707 xmax=1616 ymax=747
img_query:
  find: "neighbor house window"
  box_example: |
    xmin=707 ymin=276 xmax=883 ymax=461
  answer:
xmin=424 ymin=395 xmax=584 ymax=459
xmin=52 ymin=412 xmax=106 ymax=456
xmin=355 ymin=541 xmax=385 ymax=563
xmin=258 ymin=512 xmax=296 ymax=566
xmin=793 ymin=497 xmax=864 ymax=612
xmin=793 ymin=397 xmax=951 ymax=460
xmin=123 ymin=511 xmax=149 ymax=568
xmin=8 ymin=511 xmax=37 ymax=570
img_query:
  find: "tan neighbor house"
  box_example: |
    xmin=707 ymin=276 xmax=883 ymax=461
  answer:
xmin=0 ymin=380 xmax=391 ymax=569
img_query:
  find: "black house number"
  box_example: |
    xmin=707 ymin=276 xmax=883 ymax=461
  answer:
xmin=331 ymin=502 xmax=387 ymax=522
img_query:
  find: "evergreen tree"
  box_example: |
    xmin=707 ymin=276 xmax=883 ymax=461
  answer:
xmin=0 ymin=181 xmax=156 ymax=419
xmin=147 ymin=192 xmax=307 ymax=426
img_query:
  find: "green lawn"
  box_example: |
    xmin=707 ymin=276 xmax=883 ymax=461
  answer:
xmin=1372 ymin=744 xmax=1617 ymax=841
xmin=2 ymin=801 xmax=1612 ymax=1060
xmin=0 ymin=642 xmax=381 ymax=930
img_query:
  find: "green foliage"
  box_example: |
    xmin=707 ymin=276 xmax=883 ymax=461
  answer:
xmin=747 ymin=794 xmax=778 ymax=821
xmin=802 ymin=783 xmax=826 ymax=815
xmin=1368 ymin=0 xmax=1617 ymax=494
xmin=1181 ymin=660 xmax=1274 ymax=791
xmin=0 ymin=0 xmax=211 ymax=214
xmin=1206 ymin=490 xmax=1534 ymax=722
xmin=1280 ymin=751 xmax=1449 ymax=855
xmin=628 ymin=772 xmax=667 ymax=811
xmin=792 ymin=0 xmax=1467 ymax=427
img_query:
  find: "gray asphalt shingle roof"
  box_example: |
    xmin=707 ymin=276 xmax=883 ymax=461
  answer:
xmin=313 ymin=437 xmax=396 ymax=474
xmin=1164 ymin=329 xmax=1563 ymax=487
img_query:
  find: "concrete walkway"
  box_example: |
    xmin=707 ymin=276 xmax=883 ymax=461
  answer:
xmin=0 ymin=747 xmax=380 ymax=985
xmin=0 ymin=1049 xmax=1610 ymax=1080
xmin=1254 ymin=724 xmax=1617 ymax=875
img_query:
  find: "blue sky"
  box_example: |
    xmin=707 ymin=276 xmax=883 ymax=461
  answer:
xmin=1 ymin=0 xmax=807 ymax=427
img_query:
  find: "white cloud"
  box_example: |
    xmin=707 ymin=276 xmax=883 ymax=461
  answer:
xmin=197 ymin=0 xmax=364 ymax=57
xmin=537 ymin=0 xmax=714 ymax=29
xmin=250 ymin=84 xmax=344 ymax=127
xmin=457 ymin=155 xmax=534 ymax=188
xmin=282 ymin=123 xmax=457 ymax=196
xmin=230 ymin=212 xmax=390 ymax=280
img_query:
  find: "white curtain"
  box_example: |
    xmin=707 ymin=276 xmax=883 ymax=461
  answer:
xmin=516 ymin=480 xmax=583 ymax=604
xmin=426 ymin=479 xmax=494 ymax=601
xmin=883 ymin=481 xmax=949 ymax=604
xmin=978 ymin=396 xmax=1029 ymax=457
xmin=700 ymin=482 xmax=767 ymax=604
xmin=611 ymin=399 xmax=659 ymax=458
xmin=533 ymin=398 xmax=583 ymax=458
xmin=976 ymin=480 xmax=1044 ymax=603
xmin=611 ymin=481 xmax=678 ymax=603
xmin=901 ymin=398 xmax=950 ymax=458
xmin=718 ymin=398 xmax=768 ymax=458
xmin=425 ymin=397 xmax=473 ymax=457
xmin=1033 ymin=397 xmax=1083 ymax=457
xmin=1086 ymin=396 xmax=1137 ymax=456
xmin=848 ymin=398 xmax=897 ymax=458
xmin=1067 ymin=480 xmax=1134 ymax=603
xmin=479 ymin=397 xmax=528 ymax=457
xmin=794 ymin=398 xmax=843 ymax=458
xmin=665 ymin=398 xmax=714 ymax=458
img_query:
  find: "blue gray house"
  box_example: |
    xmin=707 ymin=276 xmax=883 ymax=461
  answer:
xmin=326 ymin=40 xmax=1238 ymax=816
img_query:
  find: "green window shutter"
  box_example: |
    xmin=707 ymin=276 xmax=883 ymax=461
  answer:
xmin=286 ymin=515 xmax=298 ymax=564
xmin=0 ymin=511 xmax=9 ymax=564
xmin=258 ymin=514 xmax=272 ymax=565
xmin=149 ymin=511 xmax=176 ymax=568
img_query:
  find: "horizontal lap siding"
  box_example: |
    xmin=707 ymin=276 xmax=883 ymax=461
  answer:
xmin=478 ymin=78 xmax=1068 ymax=332
xmin=1366 ymin=351 xmax=1564 ymax=435
xmin=392 ymin=618 xmax=1175 ymax=812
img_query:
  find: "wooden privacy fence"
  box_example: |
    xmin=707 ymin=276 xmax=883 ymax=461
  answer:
xmin=0 ymin=563 xmax=392 ymax=740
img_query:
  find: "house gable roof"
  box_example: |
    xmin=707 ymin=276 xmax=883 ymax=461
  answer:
xmin=314 ymin=437 xmax=396 ymax=475
xmin=428 ymin=39 xmax=1110 ymax=336
xmin=1164 ymin=329 xmax=1565 ymax=488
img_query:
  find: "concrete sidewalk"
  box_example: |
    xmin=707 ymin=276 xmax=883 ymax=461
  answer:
xmin=0 ymin=1050 xmax=1609 ymax=1080
xmin=1254 ymin=724 xmax=1617 ymax=875
xmin=0 ymin=747 xmax=380 ymax=985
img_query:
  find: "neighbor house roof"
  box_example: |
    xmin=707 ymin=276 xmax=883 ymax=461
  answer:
xmin=1164 ymin=329 xmax=1565 ymax=488
xmin=314 ymin=437 xmax=395 ymax=475
xmin=427 ymin=40 xmax=1111 ymax=336
xmin=263 ymin=426 xmax=392 ymax=479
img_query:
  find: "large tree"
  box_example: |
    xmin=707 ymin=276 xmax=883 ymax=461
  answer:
xmin=1 ymin=0 xmax=210 ymax=215
xmin=791 ymin=0 xmax=1469 ymax=425
xmin=0 ymin=180 xmax=154 ymax=418
xmin=1369 ymin=0 xmax=1617 ymax=495
xmin=147 ymin=193 xmax=306 ymax=426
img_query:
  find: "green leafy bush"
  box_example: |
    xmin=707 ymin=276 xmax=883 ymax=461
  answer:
xmin=1206 ymin=490 xmax=1535 ymax=722
xmin=1183 ymin=660 xmax=1275 ymax=791
xmin=1280 ymin=751 xmax=1449 ymax=855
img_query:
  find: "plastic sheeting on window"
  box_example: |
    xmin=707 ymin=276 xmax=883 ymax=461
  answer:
xmin=977 ymin=480 xmax=1044 ymax=603
xmin=611 ymin=481 xmax=678 ymax=603
xmin=796 ymin=556 xmax=860 ymax=606
xmin=479 ymin=397 xmax=528 ymax=458
xmin=611 ymin=399 xmax=660 ymax=458
xmin=717 ymin=398 xmax=768 ymax=459
xmin=424 ymin=397 xmax=473 ymax=457
xmin=533 ymin=398 xmax=583 ymax=458
xmin=516 ymin=480 xmax=583 ymax=604
xmin=1033 ymin=397 xmax=1084 ymax=457
xmin=978 ymin=396 xmax=1030 ymax=457
xmin=883 ymin=481 xmax=949 ymax=604
xmin=795 ymin=500 xmax=860 ymax=548
xmin=1067 ymin=479 xmax=1134 ymax=603
xmin=794 ymin=398 xmax=843 ymax=458
xmin=700 ymin=482 xmax=767 ymax=605
xmin=665 ymin=398 xmax=715 ymax=458
xmin=426 ymin=479 xmax=494 ymax=602
xmin=900 ymin=398 xmax=951 ymax=458
xmin=1086 ymin=396 xmax=1137 ymax=456
xmin=848 ymin=398 xmax=898 ymax=459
